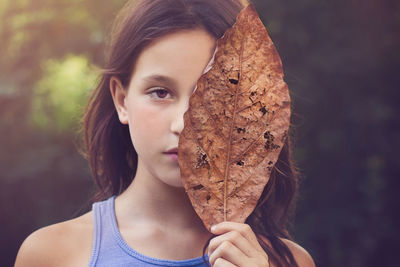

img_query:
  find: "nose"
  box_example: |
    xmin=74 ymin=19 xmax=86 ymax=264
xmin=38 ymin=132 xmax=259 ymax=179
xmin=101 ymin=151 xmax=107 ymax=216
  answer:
xmin=170 ymin=98 xmax=189 ymax=136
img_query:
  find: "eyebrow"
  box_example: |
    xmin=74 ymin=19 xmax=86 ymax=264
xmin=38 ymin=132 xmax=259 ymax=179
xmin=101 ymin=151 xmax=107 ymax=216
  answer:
xmin=142 ymin=74 xmax=179 ymax=90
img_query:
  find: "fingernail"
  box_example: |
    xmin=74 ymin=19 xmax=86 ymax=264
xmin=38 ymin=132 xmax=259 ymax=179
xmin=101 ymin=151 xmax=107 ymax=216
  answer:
xmin=211 ymin=225 xmax=216 ymax=232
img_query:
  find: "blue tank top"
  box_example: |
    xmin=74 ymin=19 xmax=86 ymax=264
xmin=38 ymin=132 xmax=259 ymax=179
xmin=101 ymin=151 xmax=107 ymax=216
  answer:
xmin=88 ymin=196 xmax=210 ymax=266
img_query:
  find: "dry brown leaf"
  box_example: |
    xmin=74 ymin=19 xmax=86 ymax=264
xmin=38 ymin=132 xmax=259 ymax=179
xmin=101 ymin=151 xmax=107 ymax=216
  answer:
xmin=178 ymin=4 xmax=291 ymax=231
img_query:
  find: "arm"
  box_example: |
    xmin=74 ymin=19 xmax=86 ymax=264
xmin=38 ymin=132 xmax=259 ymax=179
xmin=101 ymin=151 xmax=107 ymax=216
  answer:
xmin=281 ymin=238 xmax=315 ymax=267
xmin=15 ymin=226 xmax=62 ymax=267
xmin=15 ymin=213 xmax=93 ymax=267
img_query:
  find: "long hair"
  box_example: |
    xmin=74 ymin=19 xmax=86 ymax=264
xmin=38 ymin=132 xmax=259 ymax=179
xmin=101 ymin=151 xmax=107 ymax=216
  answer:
xmin=82 ymin=0 xmax=299 ymax=266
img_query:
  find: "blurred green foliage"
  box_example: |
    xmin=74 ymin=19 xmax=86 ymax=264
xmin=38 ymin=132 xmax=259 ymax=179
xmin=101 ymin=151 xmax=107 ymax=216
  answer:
xmin=32 ymin=55 xmax=99 ymax=131
xmin=1 ymin=0 xmax=399 ymax=266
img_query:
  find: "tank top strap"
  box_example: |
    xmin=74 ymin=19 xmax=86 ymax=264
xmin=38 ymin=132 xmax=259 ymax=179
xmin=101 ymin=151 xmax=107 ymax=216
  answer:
xmin=88 ymin=196 xmax=117 ymax=267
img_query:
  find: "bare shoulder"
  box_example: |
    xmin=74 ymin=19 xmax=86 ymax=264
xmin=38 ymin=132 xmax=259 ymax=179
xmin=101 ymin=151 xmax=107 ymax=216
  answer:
xmin=15 ymin=211 xmax=93 ymax=267
xmin=280 ymin=238 xmax=315 ymax=267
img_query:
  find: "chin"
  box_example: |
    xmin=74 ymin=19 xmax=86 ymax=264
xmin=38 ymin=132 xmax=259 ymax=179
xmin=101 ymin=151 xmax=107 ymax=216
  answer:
xmin=160 ymin=175 xmax=184 ymax=188
xmin=168 ymin=179 xmax=184 ymax=188
xmin=160 ymin=169 xmax=184 ymax=188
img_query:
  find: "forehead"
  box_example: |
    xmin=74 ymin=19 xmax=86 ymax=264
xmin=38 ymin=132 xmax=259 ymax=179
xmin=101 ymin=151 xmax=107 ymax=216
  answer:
xmin=129 ymin=29 xmax=216 ymax=90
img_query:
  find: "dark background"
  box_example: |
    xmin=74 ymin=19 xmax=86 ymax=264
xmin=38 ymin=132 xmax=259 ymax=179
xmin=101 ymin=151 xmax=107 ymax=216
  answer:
xmin=1 ymin=0 xmax=399 ymax=266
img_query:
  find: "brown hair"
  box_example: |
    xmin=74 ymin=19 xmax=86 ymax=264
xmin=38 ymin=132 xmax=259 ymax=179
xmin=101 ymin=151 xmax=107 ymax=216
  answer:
xmin=82 ymin=0 xmax=299 ymax=266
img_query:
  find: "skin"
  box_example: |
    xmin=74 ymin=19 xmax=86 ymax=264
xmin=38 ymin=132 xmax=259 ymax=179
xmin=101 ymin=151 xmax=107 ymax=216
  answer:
xmin=14 ymin=29 xmax=315 ymax=267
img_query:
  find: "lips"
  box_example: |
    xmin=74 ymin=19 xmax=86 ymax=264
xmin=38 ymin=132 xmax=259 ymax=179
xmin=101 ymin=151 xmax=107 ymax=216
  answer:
xmin=164 ymin=147 xmax=178 ymax=154
xmin=164 ymin=148 xmax=179 ymax=163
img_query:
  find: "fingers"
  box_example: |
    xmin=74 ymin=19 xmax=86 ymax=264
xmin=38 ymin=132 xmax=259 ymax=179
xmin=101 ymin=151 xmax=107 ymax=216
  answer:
xmin=213 ymin=257 xmax=237 ymax=267
xmin=207 ymin=222 xmax=270 ymax=267
xmin=211 ymin=222 xmax=263 ymax=252
xmin=208 ymin=230 xmax=254 ymax=258
xmin=208 ymin=239 xmax=246 ymax=266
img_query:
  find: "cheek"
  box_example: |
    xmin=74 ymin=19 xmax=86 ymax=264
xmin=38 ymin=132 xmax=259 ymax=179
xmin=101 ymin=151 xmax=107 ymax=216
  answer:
xmin=127 ymin=102 xmax=167 ymax=148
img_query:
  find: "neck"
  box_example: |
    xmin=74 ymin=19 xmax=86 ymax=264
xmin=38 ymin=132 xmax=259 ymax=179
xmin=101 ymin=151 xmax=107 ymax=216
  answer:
xmin=115 ymin=162 xmax=208 ymax=232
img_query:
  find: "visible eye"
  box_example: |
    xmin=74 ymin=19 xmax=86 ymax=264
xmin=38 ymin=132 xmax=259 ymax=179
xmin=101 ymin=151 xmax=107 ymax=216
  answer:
xmin=148 ymin=88 xmax=172 ymax=99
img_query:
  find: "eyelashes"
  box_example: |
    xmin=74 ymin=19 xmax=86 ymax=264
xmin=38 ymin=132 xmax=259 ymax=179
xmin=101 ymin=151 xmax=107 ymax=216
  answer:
xmin=148 ymin=88 xmax=172 ymax=100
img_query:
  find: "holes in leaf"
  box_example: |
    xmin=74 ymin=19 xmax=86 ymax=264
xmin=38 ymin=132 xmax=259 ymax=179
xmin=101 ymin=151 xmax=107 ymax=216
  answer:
xmin=249 ymin=92 xmax=258 ymax=104
xmin=265 ymin=142 xmax=280 ymax=150
xmin=264 ymin=131 xmax=274 ymax=140
xmin=229 ymin=78 xmax=239 ymax=84
xmin=264 ymin=131 xmax=280 ymax=150
xmin=237 ymin=127 xmax=246 ymax=133
xmin=192 ymin=184 xmax=204 ymax=190
xmin=259 ymin=106 xmax=267 ymax=115
xmin=195 ymin=153 xmax=209 ymax=168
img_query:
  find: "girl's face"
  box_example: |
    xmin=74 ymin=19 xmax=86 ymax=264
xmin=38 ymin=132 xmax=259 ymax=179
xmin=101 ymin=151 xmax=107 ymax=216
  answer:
xmin=112 ymin=29 xmax=216 ymax=188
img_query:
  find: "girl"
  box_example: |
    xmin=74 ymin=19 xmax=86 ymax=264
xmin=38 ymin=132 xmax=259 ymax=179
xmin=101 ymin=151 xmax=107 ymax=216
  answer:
xmin=15 ymin=0 xmax=315 ymax=266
